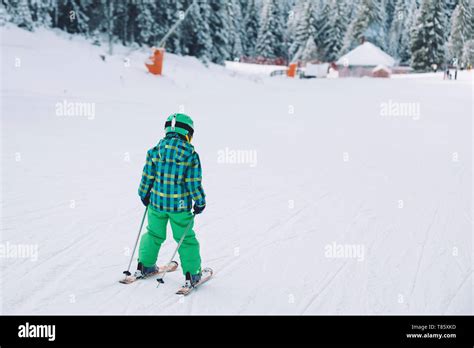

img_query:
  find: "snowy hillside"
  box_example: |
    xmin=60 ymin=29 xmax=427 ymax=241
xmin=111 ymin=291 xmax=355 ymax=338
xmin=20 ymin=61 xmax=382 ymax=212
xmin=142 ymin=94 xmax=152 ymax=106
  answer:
xmin=1 ymin=26 xmax=472 ymax=315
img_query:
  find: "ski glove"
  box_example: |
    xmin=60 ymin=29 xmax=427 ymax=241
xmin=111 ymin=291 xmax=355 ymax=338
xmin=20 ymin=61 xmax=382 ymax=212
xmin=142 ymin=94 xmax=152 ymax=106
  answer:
xmin=193 ymin=203 xmax=205 ymax=215
xmin=141 ymin=194 xmax=150 ymax=207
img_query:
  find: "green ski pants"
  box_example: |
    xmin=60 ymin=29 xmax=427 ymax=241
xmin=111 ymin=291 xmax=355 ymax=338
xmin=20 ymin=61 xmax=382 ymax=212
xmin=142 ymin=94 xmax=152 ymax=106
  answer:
xmin=138 ymin=207 xmax=201 ymax=275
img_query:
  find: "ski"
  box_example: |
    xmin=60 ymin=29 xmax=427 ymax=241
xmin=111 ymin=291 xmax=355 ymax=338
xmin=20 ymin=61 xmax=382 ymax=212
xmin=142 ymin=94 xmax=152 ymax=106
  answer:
xmin=176 ymin=267 xmax=213 ymax=295
xmin=119 ymin=261 xmax=178 ymax=284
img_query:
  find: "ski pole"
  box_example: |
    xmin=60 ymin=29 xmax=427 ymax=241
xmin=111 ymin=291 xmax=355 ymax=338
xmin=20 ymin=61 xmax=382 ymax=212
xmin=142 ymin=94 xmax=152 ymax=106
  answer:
xmin=123 ymin=206 xmax=148 ymax=278
xmin=156 ymin=213 xmax=195 ymax=286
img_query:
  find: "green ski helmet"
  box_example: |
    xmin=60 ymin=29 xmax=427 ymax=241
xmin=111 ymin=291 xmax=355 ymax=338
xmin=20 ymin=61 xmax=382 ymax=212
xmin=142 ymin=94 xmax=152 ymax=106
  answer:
xmin=164 ymin=113 xmax=194 ymax=140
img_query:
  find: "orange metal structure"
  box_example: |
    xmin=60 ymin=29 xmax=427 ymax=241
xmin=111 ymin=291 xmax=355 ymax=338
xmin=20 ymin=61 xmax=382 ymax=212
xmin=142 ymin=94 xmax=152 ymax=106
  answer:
xmin=287 ymin=63 xmax=297 ymax=78
xmin=145 ymin=48 xmax=165 ymax=75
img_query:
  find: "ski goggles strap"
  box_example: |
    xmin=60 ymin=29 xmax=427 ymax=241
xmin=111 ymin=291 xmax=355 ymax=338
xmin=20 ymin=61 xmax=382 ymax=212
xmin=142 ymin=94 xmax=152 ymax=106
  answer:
xmin=164 ymin=120 xmax=194 ymax=136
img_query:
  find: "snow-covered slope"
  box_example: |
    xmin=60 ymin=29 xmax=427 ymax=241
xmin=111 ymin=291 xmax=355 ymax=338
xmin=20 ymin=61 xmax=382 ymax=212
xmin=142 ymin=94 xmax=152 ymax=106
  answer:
xmin=1 ymin=26 xmax=472 ymax=314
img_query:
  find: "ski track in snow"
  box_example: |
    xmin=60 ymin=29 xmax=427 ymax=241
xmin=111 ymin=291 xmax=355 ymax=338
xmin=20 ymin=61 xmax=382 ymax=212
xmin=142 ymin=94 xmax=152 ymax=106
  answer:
xmin=301 ymin=259 xmax=350 ymax=314
xmin=1 ymin=26 xmax=472 ymax=314
xmin=408 ymin=208 xmax=438 ymax=308
xmin=443 ymin=270 xmax=473 ymax=314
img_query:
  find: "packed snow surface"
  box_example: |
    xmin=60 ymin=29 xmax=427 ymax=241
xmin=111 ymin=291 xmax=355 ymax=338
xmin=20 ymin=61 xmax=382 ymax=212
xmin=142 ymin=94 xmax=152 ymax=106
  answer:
xmin=225 ymin=60 xmax=286 ymax=76
xmin=336 ymin=41 xmax=397 ymax=67
xmin=1 ymin=26 xmax=472 ymax=314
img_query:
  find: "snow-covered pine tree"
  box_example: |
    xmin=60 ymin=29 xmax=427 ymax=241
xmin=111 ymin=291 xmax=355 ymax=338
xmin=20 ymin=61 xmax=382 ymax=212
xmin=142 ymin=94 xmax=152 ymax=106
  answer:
xmin=286 ymin=0 xmax=303 ymax=59
xmin=323 ymin=0 xmax=349 ymax=62
xmin=278 ymin=0 xmax=293 ymax=59
xmin=445 ymin=0 xmax=461 ymax=34
xmin=315 ymin=0 xmax=332 ymax=59
xmin=464 ymin=7 xmax=474 ymax=66
xmin=227 ymin=0 xmax=244 ymax=60
xmin=446 ymin=0 xmax=460 ymax=16
xmin=448 ymin=0 xmax=473 ymax=66
xmin=287 ymin=0 xmax=318 ymax=61
xmin=411 ymin=0 xmax=447 ymax=71
xmin=388 ymin=0 xmax=414 ymax=63
xmin=181 ymin=0 xmax=213 ymax=63
xmin=271 ymin=0 xmax=287 ymax=59
xmin=209 ymin=0 xmax=231 ymax=64
xmin=286 ymin=0 xmax=303 ymax=36
xmin=54 ymin=0 xmax=90 ymax=34
xmin=255 ymin=0 xmax=278 ymax=58
xmin=384 ymin=0 xmax=397 ymax=33
xmin=177 ymin=0 xmax=197 ymax=55
xmin=135 ymin=1 xmax=157 ymax=46
xmin=399 ymin=0 xmax=418 ymax=64
xmin=112 ymin=0 xmax=133 ymax=46
xmin=300 ymin=34 xmax=319 ymax=61
xmin=29 ymin=0 xmax=53 ymax=28
xmin=462 ymin=39 xmax=474 ymax=66
xmin=6 ymin=0 xmax=34 ymax=30
xmin=242 ymin=0 xmax=260 ymax=56
xmin=152 ymin=0 xmax=172 ymax=45
xmin=162 ymin=0 xmax=185 ymax=55
xmin=196 ymin=0 xmax=213 ymax=62
xmin=287 ymin=0 xmax=316 ymax=61
xmin=144 ymin=0 xmax=187 ymax=53
xmin=99 ymin=0 xmax=117 ymax=55
xmin=342 ymin=0 xmax=387 ymax=53
xmin=342 ymin=0 xmax=359 ymax=20
xmin=279 ymin=0 xmax=294 ymax=18
xmin=0 ymin=3 xmax=10 ymax=26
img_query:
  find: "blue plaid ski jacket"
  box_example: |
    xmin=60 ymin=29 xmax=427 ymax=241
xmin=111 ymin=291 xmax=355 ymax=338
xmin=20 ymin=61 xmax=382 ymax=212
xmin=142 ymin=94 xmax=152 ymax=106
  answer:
xmin=138 ymin=133 xmax=206 ymax=212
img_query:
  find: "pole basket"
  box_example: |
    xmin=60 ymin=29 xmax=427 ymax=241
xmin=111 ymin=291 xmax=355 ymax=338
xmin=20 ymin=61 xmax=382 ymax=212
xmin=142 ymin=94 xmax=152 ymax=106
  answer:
xmin=145 ymin=47 xmax=165 ymax=75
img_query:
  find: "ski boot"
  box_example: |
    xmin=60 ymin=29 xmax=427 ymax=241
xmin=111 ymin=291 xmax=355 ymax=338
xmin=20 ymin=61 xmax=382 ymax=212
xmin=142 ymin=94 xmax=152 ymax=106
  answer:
xmin=176 ymin=270 xmax=213 ymax=295
xmin=134 ymin=262 xmax=158 ymax=278
xmin=184 ymin=271 xmax=202 ymax=288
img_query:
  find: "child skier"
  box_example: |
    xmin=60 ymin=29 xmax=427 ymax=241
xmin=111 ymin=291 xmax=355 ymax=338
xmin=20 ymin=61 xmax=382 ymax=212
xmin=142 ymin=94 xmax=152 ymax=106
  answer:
xmin=135 ymin=113 xmax=206 ymax=287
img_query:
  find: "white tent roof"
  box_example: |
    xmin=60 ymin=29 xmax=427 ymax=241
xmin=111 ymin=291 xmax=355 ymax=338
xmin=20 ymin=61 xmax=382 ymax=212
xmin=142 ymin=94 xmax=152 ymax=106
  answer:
xmin=336 ymin=42 xmax=396 ymax=67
